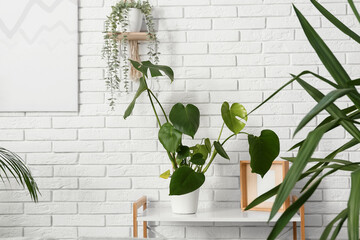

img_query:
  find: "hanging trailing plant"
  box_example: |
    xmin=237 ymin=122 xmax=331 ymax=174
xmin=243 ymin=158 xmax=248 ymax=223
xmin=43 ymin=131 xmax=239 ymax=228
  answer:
xmin=102 ymin=0 xmax=159 ymax=107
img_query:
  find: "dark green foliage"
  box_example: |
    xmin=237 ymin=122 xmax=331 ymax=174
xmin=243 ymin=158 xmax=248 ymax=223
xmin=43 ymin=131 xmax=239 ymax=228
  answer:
xmin=246 ymin=2 xmax=360 ymax=239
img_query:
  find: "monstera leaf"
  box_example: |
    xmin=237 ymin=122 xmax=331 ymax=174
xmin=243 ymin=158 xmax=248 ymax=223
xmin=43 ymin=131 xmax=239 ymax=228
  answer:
xmin=221 ymin=102 xmax=247 ymax=134
xmin=124 ymin=77 xmax=147 ymax=119
xmin=158 ymin=123 xmax=182 ymax=153
xmin=248 ymin=130 xmax=280 ymax=177
xmin=130 ymin=60 xmax=174 ymax=82
xmin=170 ymin=166 xmax=205 ymax=195
xmin=169 ymin=103 xmax=200 ymax=138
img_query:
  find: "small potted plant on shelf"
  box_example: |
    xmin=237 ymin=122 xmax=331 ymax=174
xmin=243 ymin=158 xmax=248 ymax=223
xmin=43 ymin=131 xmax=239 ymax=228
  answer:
xmin=102 ymin=0 xmax=159 ymax=107
xmin=114 ymin=60 xmax=281 ymax=214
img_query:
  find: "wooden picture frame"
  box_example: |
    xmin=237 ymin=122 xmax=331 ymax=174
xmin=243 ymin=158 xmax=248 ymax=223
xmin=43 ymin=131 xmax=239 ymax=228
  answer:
xmin=240 ymin=160 xmax=290 ymax=212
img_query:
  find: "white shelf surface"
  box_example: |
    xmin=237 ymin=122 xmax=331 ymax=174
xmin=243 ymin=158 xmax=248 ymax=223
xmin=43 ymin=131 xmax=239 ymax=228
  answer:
xmin=138 ymin=208 xmax=301 ymax=223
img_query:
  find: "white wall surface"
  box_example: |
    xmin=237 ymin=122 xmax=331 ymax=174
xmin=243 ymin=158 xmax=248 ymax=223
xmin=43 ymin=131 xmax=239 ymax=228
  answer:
xmin=0 ymin=0 xmax=359 ymax=239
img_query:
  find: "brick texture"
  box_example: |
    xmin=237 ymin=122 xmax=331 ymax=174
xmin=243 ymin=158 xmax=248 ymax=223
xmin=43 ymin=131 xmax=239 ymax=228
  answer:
xmin=0 ymin=0 xmax=356 ymax=239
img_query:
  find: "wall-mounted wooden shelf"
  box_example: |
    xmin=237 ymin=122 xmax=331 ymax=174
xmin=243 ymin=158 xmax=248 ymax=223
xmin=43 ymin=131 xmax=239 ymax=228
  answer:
xmin=107 ymin=32 xmax=151 ymax=41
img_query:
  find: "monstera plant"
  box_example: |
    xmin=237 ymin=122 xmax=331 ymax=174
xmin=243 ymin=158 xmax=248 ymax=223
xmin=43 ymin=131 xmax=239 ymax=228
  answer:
xmin=246 ymin=0 xmax=360 ymax=239
xmin=122 ymin=60 xmax=280 ymax=196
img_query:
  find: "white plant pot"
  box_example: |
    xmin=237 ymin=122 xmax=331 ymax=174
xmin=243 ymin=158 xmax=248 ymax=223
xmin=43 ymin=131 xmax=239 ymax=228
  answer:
xmin=128 ymin=8 xmax=143 ymax=32
xmin=170 ymin=188 xmax=200 ymax=214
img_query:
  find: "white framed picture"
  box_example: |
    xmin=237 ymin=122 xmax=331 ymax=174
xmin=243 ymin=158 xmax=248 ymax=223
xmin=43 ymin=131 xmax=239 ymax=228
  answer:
xmin=0 ymin=0 xmax=78 ymax=111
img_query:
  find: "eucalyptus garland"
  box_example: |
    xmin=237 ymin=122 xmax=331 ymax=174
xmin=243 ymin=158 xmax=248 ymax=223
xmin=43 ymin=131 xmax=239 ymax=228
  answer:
xmin=102 ymin=0 xmax=159 ymax=107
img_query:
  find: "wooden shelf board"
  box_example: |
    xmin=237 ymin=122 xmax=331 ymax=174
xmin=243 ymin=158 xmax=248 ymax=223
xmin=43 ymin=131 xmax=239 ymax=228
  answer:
xmin=107 ymin=32 xmax=150 ymax=41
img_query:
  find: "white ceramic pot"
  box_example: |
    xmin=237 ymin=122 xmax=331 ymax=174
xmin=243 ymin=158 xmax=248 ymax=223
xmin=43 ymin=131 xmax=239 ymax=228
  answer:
xmin=170 ymin=188 xmax=200 ymax=214
xmin=128 ymin=8 xmax=143 ymax=32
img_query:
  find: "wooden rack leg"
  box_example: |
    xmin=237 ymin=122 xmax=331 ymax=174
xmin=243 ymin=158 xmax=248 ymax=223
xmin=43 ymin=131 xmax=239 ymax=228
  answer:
xmin=300 ymin=203 xmax=305 ymax=240
xmin=293 ymin=221 xmax=297 ymax=240
xmin=292 ymin=196 xmax=305 ymax=240
xmin=133 ymin=196 xmax=147 ymax=238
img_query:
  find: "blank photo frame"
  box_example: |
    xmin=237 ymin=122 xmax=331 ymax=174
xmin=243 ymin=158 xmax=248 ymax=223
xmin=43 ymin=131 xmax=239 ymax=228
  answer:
xmin=0 ymin=0 xmax=78 ymax=111
xmin=240 ymin=161 xmax=290 ymax=212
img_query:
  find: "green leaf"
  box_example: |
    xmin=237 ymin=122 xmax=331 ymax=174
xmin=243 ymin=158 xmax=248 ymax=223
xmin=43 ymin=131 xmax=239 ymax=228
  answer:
xmin=295 ymin=77 xmax=360 ymax=144
xmin=214 ymin=141 xmax=229 ymax=160
xmin=248 ymin=70 xmax=339 ymax=116
xmin=268 ymin=178 xmax=321 ymax=240
xmin=129 ymin=60 xmax=175 ymax=82
xmin=293 ymin=6 xmax=360 ymax=109
xmin=310 ymin=0 xmax=360 ymax=44
xmin=320 ymin=208 xmax=348 ymax=240
xmin=248 ymin=130 xmax=280 ymax=177
xmin=331 ymin=215 xmax=348 ymax=240
xmin=142 ymin=61 xmax=174 ymax=82
xmin=245 ymin=184 xmax=280 ymax=210
xmin=176 ymin=145 xmax=190 ymax=160
xmin=0 ymin=147 xmax=39 ymax=202
xmin=205 ymin=138 xmax=211 ymax=153
xmin=221 ymin=102 xmax=247 ymax=134
xmin=169 ymin=103 xmax=200 ymax=138
xmin=348 ymin=0 xmax=360 ymax=24
xmin=158 ymin=123 xmax=182 ymax=153
xmin=269 ymin=120 xmax=338 ymax=220
xmin=348 ymin=168 xmax=360 ymax=240
xmin=191 ymin=144 xmax=209 ymax=159
xmin=160 ymin=170 xmax=171 ymax=179
xmin=169 ymin=166 xmax=205 ymax=195
xmin=190 ymin=153 xmax=205 ymax=165
xmin=124 ymin=77 xmax=147 ymax=119
xmin=294 ymin=88 xmax=354 ymax=136
xmin=130 ymin=60 xmax=148 ymax=78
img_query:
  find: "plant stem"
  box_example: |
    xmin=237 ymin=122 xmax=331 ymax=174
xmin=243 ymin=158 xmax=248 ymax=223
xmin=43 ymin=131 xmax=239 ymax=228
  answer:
xmin=145 ymin=79 xmax=177 ymax=169
xmin=202 ymin=149 xmax=217 ymax=173
xmin=202 ymin=132 xmax=247 ymax=173
xmin=148 ymin=89 xmax=169 ymax=123
xmin=147 ymin=89 xmax=161 ymax=127
xmin=218 ymin=123 xmax=225 ymax=141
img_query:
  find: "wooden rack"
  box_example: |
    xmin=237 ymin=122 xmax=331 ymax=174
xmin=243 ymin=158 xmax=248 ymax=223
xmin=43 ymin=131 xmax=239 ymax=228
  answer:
xmin=107 ymin=32 xmax=151 ymax=41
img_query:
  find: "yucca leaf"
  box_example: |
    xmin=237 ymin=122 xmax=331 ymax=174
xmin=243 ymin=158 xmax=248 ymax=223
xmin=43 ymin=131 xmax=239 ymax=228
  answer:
xmin=296 ymin=77 xmax=360 ymax=143
xmin=283 ymin=157 xmax=354 ymax=165
xmin=311 ymin=0 xmax=360 ymax=44
xmin=245 ymin=184 xmax=280 ymax=210
xmin=350 ymin=79 xmax=360 ymax=86
xmin=268 ymin=178 xmax=321 ymax=240
xmin=269 ymin=163 xmax=357 ymax=239
xmin=294 ymin=5 xmax=360 ymax=110
xmin=348 ymin=0 xmax=360 ymax=24
xmin=294 ymin=88 xmax=354 ymax=136
xmin=246 ymin=161 xmax=323 ymax=211
xmin=331 ymin=216 xmax=347 ymax=240
xmin=269 ymin=119 xmax=339 ymax=220
xmin=348 ymin=168 xmax=360 ymax=240
xmin=294 ymin=6 xmax=351 ymax=87
xmin=300 ymin=138 xmax=359 ymax=192
xmin=248 ymin=70 xmax=338 ymax=115
xmin=320 ymin=208 xmax=348 ymax=240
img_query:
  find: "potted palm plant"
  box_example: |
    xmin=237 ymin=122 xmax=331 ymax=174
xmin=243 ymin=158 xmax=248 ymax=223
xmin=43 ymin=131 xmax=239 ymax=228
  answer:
xmin=115 ymin=60 xmax=280 ymax=214
xmin=245 ymin=0 xmax=360 ymax=239
xmin=0 ymin=147 xmax=39 ymax=202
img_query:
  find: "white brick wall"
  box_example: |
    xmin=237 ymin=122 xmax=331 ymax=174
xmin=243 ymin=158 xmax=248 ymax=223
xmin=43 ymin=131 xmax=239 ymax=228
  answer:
xmin=0 ymin=0 xmax=358 ymax=239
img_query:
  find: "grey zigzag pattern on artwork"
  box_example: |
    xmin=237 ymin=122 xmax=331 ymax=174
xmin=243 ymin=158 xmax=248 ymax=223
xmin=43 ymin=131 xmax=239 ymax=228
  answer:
xmin=0 ymin=0 xmax=77 ymax=39
xmin=19 ymin=22 xmax=76 ymax=44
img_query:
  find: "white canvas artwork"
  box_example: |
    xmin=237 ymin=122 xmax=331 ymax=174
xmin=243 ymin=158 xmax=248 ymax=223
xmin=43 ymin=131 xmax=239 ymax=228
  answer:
xmin=257 ymin=170 xmax=276 ymax=203
xmin=0 ymin=0 xmax=78 ymax=111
